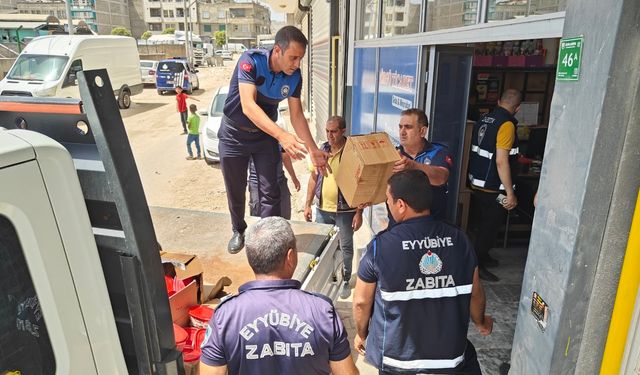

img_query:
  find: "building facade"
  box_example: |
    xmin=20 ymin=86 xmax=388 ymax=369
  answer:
xmin=140 ymin=0 xmax=270 ymax=47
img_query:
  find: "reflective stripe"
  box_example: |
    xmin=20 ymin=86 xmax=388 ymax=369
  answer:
xmin=380 ymin=284 xmax=473 ymax=301
xmin=471 ymin=145 xmax=493 ymax=159
xmin=468 ymin=175 xmax=506 ymax=191
xmin=471 ymin=145 xmax=519 ymax=158
xmin=383 ymin=352 xmax=465 ymax=370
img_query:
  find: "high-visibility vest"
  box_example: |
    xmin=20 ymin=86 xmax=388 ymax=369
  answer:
xmin=468 ymin=106 xmax=519 ymax=192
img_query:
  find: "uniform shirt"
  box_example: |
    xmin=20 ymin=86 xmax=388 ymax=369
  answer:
xmin=358 ymin=216 xmax=477 ymax=373
xmin=224 ymin=49 xmax=302 ymax=128
xmin=176 ymin=92 xmax=189 ymax=112
xmin=200 ymin=279 xmax=351 ymax=375
xmin=187 ymin=113 xmax=200 ymax=135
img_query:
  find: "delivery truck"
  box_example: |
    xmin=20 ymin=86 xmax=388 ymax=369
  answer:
xmin=0 ymin=35 xmax=143 ymax=109
xmin=0 ymin=69 xmax=344 ymax=374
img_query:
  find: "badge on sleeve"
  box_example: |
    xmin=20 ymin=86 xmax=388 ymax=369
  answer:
xmin=241 ymin=62 xmax=252 ymax=72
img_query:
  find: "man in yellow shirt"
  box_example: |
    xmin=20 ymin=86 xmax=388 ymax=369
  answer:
xmin=304 ymin=116 xmax=363 ymax=299
xmin=468 ymin=89 xmax=522 ymax=281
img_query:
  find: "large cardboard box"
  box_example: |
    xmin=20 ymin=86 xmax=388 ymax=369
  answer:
xmin=336 ymin=132 xmax=401 ymax=207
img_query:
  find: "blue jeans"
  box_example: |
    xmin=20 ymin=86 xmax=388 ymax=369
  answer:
xmin=186 ymin=134 xmax=201 ymax=157
xmin=316 ymin=208 xmax=355 ymax=281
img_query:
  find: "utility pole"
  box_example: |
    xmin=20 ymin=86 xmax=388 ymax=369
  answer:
xmin=65 ymin=0 xmax=73 ymax=35
xmin=182 ymin=0 xmax=190 ymax=63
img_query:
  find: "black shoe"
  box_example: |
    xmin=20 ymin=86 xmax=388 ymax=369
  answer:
xmin=479 ymin=266 xmax=500 ymax=282
xmin=480 ymin=255 xmax=500 ymax=268
xmin=339 ymin=280 xmax=351 ymax=299
xmin=227 ymin=231 xmax=244 ymax=254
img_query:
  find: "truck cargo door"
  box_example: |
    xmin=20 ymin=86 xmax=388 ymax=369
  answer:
xmin=0 ymin=160 xmax=97 ymax=375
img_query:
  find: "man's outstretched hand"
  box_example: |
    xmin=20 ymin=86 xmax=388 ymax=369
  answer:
xmin=310 ymin=148 xmax=331 ymax=177
xmin=279 ymin=132 xmax=307 ymax=160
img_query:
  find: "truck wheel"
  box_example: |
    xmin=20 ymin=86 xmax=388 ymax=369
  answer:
xmin=118 ymin=89 xmax=131 ymax=109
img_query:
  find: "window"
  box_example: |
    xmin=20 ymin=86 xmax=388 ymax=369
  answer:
xmin=218 ymin=11 xmax=225 ymax=19
xmin=149 ymin=8 xmax=161 ymax=17
xmin=203 ymin=24 xmax=212 ymax=32
xmin=7 ymin=55 xmax=69 ymax=81
xmin=0 ymin=216 xmax=55 ymax=373
xmin=62 ymin=59 xmax=82 ymax=88
xmin=487 ymin=0 xmax=567 ymax=22
xmin=427 ymin=0 xmax=480 ymax=31
xmin=381 ymin=0 xmax=420 ymax=37
xmin=163 ymin=9 xmax=174 ymax=18
xmin=176 ymin=8 xmax=184 ymax=17
xmin=202 ymin=11 xmax=209 ymax=19
xmin=229 ymin=8 xmax=245 ymax=18
xmin=359 ymin=0 xmax=380 ymax=39
xmin=148 ymin=22 xmax=162 ymax=31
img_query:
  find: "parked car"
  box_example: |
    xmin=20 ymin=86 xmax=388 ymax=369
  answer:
xmin=200 ymin=85 xmax=228 ymax=164
xmin=139 ymin=60 xmax=158 ymax=85
xmin=215 ymin=50 xmax=233 ymax=60
xmin=200 ymin=85 xmax=287 ymax=165
xmin=155 ymin=58 xmax=200 ymax=95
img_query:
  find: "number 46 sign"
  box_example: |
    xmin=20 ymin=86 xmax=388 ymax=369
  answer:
xmin=557 ymin=36 xmax=584 ymax=81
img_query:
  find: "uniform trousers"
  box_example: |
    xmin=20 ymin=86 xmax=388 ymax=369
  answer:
xmin=218 ymin=117 xmax=281 ymax=233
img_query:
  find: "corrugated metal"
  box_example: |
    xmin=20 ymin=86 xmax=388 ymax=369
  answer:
xmin=301 ymin=14 xmax=310 ymax=114
xmin=310 ymin=0 xmax=331 ymax=138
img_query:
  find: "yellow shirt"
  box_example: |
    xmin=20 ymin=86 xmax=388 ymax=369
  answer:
xmin=497 ymin=121 xmax=516 ymax=150
xmin=309 ymin=146 xmax=344 ymax=212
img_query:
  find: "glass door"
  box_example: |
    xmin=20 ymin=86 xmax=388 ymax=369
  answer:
xmin=430 ymin=46 xmax=474 ymax=224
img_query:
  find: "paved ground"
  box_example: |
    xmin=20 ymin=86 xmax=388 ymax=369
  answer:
xmin=124 ymin=60 xmax=523 ymax=375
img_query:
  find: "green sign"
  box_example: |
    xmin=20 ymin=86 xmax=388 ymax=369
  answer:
xmin=557 ymin=36 xmax=584 ymax=81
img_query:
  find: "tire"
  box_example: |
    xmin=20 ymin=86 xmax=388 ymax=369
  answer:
xmin=118 ymin=89 xmax=131 ymax=109
xmin=204 ymin=156 xmax=216 ymax=165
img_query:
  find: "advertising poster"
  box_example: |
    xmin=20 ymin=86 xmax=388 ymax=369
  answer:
xmin=375 ymin=46 xmax=420 ymax=144
xmin=351 ymin=48 xmax=378 ymax=135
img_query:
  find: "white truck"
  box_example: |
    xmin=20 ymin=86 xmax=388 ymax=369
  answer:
xmin=225 ymin=43 xmax=248 ymax=54
xmin=0 ymin=35 xmax=142 ymax=109
xmin=0 ymin=69 xmax=344 ymax=374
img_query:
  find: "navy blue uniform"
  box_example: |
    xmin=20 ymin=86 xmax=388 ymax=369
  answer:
xmin=388 ymin=141 xmax=452 ymax=227
xmin=218 ymin=49 xmax=302 ymax=232
xmin=200 ymin=279 xmax=351 ymax=374
xmin=358 ymin=216 xmax=481 ymax=374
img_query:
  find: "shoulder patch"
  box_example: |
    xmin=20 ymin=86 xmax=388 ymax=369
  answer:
xmin=299 ymin=289 xmax=334 ymax=306
xmin=241 ymin=62 xmax=252 ymax=73
xmin=215 ymin=293 xmax=240 ymax=310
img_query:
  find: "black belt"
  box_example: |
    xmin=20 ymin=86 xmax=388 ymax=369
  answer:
xmin=224 ymin=116 xmax=261 ymax=133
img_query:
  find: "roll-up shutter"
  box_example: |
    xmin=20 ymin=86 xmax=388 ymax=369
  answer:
xmin=301 ymin=14 xmax=311 ymax=113
xmin=310 ymin=0 xmax=331 ymax=138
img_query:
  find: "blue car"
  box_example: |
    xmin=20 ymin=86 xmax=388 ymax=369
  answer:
xmin=155 ymin=58 xmax=200 ymax=95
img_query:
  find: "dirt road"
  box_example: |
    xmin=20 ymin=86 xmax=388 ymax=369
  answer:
xmin=123 ymin=61 xmax=309 ymax=220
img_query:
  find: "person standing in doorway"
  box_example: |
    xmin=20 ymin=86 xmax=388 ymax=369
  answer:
xmin=467 ymin=89 xmax=522 ymax=282
xmin=176 ymin=86 xmax=199 ymax=135
xmin=218 ymin=26 xmax=329 ymax=254
xmin=304 ymin=116 xmax=363 ymax=300
xmin=390 ymin=108 xmax=452 ymax=223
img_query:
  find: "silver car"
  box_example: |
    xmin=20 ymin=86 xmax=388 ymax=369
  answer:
xmin=140 ymin=60 xmax=159 ymax=85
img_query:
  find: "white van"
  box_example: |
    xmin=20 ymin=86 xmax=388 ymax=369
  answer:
xmin=225 ymin=43 xmax=248 ymax=54
xmin=0 ymin=35 xmax=143 ymax=109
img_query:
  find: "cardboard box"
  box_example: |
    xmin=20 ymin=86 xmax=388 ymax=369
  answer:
xmin=161 ymin=251 xmax=204 ymax=302
xmin=335 ymin=132 xmax=401 ymax=207
xmin=169 ymin=280 xmax=198 ymax=327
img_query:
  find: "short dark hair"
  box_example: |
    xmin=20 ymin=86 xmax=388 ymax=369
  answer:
xmin=326 ymin=115 xmax=346 ymax=129
xmin=388 ymin=170 xmax=432 ymax=212
xmin=245 ymin=217 xmax=296 ymax=275
xmin=500 ymin=89 xmax=522 ymax=107
xmin=400 ymin=108 xmax=429 ymax=127
xmin=275 ymin=26 xmax=308 ymax=51
xmin=189 ymin=104 xmax=197 ymax=112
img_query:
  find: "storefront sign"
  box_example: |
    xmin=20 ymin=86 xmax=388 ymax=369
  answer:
xmin=557 ymin=36 xmax=584 ymax=81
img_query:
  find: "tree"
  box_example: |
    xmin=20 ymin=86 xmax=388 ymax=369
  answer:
xmin=141 ymin=30 xmax=152 ymax=40
xmin=111 ymin=27 xmax=132 ymax=37
xmin=162 ymin=27 xmax=176 ymax=35
xmin=214 ymin=31 xmax=226 ymax=48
